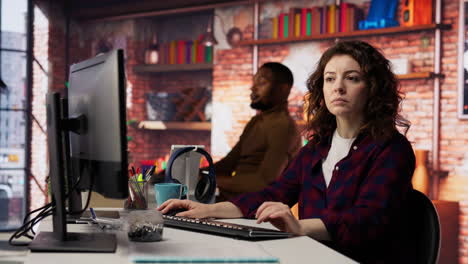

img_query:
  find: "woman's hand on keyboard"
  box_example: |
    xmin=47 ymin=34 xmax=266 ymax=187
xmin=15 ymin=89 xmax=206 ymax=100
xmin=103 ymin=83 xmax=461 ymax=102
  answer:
xmin=158 ymin=199 xmax=211 ymax=218
xmin=158 ymin=200 xmax=244 ymax=219
xmin=255 ymin=201 xmax=305 ymax=236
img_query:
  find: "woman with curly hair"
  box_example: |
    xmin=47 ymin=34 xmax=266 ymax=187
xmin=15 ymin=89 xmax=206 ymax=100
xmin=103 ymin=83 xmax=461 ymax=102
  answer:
xmin=158 ymin=40 xmax=415 ymax=263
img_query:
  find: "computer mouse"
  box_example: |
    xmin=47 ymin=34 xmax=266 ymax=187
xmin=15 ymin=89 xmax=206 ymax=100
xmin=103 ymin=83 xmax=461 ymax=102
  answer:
xmin=165 ymin=208 xmax=188 ymax=216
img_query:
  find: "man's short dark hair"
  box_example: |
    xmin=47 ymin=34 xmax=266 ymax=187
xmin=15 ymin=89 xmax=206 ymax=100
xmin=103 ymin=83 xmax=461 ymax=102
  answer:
xmin=261 ymin=62 xmax=294 ymax=88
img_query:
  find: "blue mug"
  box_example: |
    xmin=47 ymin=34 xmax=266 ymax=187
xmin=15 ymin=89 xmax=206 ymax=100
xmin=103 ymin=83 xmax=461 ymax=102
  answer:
xmin=154 ymin=183 xmax=188 ymax=207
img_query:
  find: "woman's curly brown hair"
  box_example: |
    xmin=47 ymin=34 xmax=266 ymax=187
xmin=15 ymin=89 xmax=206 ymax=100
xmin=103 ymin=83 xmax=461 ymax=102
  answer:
xmin=305 ymin=40 xmax=410 ymax=144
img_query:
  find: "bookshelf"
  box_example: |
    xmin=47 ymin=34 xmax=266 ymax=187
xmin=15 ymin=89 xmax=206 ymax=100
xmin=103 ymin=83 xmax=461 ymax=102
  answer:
xmin=397 ymin=72 xmax=437 ymax=80
xmin=133 ymin=13 xmax=214 ymax=132
xmin=133 ymin=63 xmax=213 ymax=73
xmin=240 ymin=24 xmax=443 ymax=46
xmin=138 ymin=121 xmax=211 ymax=131
xmin=243 ymin=1 xmax=450 ymax=84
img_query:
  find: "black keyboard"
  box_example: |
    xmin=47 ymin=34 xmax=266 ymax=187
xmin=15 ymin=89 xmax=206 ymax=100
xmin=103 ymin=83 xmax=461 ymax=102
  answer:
xmin=162 ymin=215 xmax=292 ymax=240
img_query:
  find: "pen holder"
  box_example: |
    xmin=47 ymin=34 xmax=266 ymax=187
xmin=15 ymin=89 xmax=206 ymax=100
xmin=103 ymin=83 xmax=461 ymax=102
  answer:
xmin=125 ymin=179 xmax=148 ymax=210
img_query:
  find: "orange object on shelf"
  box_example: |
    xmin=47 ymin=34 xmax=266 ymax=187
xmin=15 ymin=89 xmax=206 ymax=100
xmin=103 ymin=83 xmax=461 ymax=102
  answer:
xmin=415 ymin=0 xmax=433 ymax=25
xmin=400 ymin=0 xmax=433 ymax=27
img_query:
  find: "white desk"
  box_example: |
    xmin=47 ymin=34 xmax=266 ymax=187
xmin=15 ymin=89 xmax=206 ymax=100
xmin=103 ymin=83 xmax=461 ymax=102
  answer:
xmin=17 ymin=211 xmax=357 ymax=264
xmin=0 ymin=232 xmax=29 ymax=263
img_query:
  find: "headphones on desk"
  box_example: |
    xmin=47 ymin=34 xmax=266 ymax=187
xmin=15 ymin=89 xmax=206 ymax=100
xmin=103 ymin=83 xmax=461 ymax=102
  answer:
xmin=165 ymin=147 xmax=216 ymax=203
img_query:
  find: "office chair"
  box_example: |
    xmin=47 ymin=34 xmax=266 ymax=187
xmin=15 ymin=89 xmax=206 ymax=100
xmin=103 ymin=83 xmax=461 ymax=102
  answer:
xmin=402 ymin=189 xmax=441 ymax=264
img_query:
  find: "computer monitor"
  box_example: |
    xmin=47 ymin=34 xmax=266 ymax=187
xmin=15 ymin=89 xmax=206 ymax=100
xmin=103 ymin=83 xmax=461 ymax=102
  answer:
xmin=28 ymin=49 xmax=128 ymax=253
xmin=67 ymin=49 xmax=128 ymax=199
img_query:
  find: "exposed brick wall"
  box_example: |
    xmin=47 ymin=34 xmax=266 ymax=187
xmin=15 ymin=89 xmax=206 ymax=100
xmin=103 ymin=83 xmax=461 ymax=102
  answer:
xmin=34 ymin=13 xmax=212 ymax=173
xmin=438 ymin=1 xmax=468 ymax=262
xmin=31 ymin=0 xmax=91 ymax=211
xmin=438 ymin=0 xmax=468 ymax=201
xmin=30 ymin=4 xmax=50 ymax=210
xmin=212 ymin=1 xmax=466 ymax=262
xmin=212 ymin=46 xmax=254 ymax=157
xmin=125 ymin=39 xmax=212 ymax=162
xmin=31 ymin=0 xmax=72 ymax=210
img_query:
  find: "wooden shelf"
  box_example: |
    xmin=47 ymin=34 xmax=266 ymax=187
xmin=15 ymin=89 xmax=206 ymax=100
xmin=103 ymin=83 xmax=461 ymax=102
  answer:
xmin=138 ymin=121 xmax=211 ymax=131
xmin=239 ymin=24 xmax=441 ymax=46
xmin=133 ymin=63 xmax=213 ymax=73
xmin=397 ymin=72 xmax=434 ymax=80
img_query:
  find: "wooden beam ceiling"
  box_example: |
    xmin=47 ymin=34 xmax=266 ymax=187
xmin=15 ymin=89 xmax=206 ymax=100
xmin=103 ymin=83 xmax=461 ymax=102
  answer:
xmin=68 ymin=0 xmax=248 ymax=21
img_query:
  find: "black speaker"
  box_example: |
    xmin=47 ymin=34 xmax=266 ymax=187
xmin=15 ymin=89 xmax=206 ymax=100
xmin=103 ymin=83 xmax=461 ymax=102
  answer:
xmin=165 ymin=147 xmax=216 ymax=203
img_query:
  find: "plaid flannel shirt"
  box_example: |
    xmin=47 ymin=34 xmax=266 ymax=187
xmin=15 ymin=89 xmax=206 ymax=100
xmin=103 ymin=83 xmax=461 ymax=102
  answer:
xmin=230 ymin=131 xmax=415 ymax=263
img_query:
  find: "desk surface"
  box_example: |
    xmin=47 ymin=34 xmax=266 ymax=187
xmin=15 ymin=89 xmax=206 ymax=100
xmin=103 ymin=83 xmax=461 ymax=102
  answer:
xmin=16 ymin=211 xmax=356 ymax=264
xmin=0 ymin=232 xmax=29 ymax=263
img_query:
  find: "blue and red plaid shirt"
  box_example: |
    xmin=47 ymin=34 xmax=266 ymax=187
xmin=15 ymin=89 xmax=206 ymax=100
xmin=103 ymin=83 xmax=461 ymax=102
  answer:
xmin=230 ymin=131 xmax=415 ymax=263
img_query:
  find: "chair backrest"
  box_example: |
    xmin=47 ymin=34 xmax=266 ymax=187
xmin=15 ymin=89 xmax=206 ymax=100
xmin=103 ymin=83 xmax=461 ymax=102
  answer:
xmin=404 ymin=189 xmax=441 ymax=264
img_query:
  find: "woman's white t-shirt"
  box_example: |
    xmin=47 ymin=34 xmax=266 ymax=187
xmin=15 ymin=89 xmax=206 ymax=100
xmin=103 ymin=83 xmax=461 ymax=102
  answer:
xmin=322 ymin=130 xmax=356 ymax=187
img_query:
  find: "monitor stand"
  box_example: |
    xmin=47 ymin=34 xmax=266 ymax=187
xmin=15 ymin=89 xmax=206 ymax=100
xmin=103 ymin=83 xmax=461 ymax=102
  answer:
xmin=29 ymin=93 xmax=117 ymax=253
xmin=29 ymin=232 xmax=116 ymax=253
xmin=82 ymin=210 xmax=120 ymax=219
xmin=67 ymin=210 xmax=120 ymax=222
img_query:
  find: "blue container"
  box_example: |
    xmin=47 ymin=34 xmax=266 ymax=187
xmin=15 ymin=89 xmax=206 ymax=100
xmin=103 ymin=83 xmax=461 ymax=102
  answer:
xmin=359 ymin=0 xmax=399 ymax=30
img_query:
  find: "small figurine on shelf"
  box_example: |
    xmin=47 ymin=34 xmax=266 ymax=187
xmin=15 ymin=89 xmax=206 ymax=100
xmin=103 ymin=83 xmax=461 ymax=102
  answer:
xmin=144 ymin=34 xmax=159 ymax=64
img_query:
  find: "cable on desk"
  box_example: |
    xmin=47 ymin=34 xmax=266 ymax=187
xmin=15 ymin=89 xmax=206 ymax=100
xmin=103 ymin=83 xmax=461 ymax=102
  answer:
xmin=8 ymin=172 xmax=95 ymax=246
xmin=8 ymin=203 xmax=54 ymax=246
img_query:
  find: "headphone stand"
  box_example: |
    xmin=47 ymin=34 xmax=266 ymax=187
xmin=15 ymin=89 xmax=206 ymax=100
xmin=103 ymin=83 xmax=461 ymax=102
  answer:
xmin=165 ymin=146 xmax=216 ymax=204
xmin=183 ymin=155 xmax=192 ymax=200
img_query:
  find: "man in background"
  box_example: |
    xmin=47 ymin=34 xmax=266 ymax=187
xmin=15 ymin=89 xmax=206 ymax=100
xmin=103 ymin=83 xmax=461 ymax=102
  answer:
xmin=214 ymin=62 xmax=301 ymax=201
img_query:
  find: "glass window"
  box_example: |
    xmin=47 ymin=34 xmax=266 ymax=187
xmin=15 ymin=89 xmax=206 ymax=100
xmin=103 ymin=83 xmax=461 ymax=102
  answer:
xmin=0 ymin=169 xmax=26 ymax=229
xmin=0 ymin=0 xmax=28 ymax=231
xmin=1 ymin=0 xmax=27 ymax=50
xmin=1 ymin=50 xmax=27 ymax=109
xmin=0 ymin=110 xmax=26 ymax=149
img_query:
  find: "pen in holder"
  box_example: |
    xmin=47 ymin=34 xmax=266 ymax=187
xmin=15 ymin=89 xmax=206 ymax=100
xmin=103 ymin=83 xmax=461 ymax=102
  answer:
xmin=125 ymin=165 xmax=156 ymax=210
xmin=125 ymin=178 xmax=149 ymax=210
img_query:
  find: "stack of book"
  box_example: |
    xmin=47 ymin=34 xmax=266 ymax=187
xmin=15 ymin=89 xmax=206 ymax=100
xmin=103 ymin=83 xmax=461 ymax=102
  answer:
xmin=158 ymin=38 xmax=213 ymax=65
xmin=269 ymin=4 xmax=364 ymax=39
